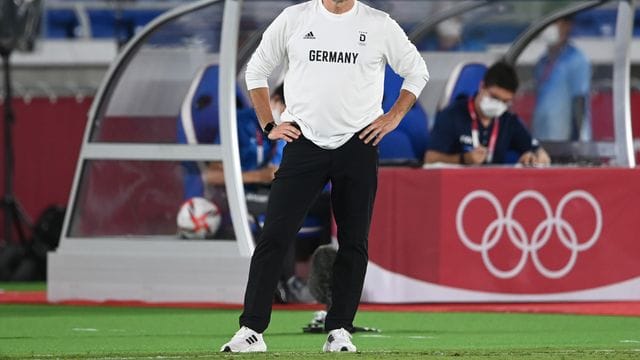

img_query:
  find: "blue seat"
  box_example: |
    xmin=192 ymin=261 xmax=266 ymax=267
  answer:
xmin=378 ymin=131 xmax=415 ymax=160
xmin=176 ymin=64 xmax=251 ymax=145
xmin=177 ymin=65 xmax=221 ymax=146
xmin=44 ymin=8 xmax=164 ymax=40
xmin=88 ymin=9 xmax=163 ymax=41
xmin=378 ymin=65 xmax=430 ymax=162
xmin=122 ymin=9 xmax=164 ymax=29
xmin=177 ymin=64 xmax=251 ymax=199
xmin=572 ymin=8 xmax=619 ymax=37
xmin=88 ymin=10 xmax=117 ymax=38
xmin=439 ymin=62 xmax=487 ymax=111
xmin=46 ymin=9 xmax=79 ymax=38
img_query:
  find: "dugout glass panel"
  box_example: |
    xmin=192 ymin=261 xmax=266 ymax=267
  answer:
xmin=513 ymin=1 xmax=622 ymax=165
xmin=236 ymin=0 xmax=298 ymax=93
xmin=68 ymin=160 xmax=237 ymax=240
xmin=411 ymin=1 xmax=583 ymax=52
xmin=634 ymin=74 xmax=640 ymax=163
xmin=238 ymin=0 xmax=296 ymax=50
xmin=89 ymin=1 xmax=225 ymax=143
xmin=365 ymin=1 xmax=449 ymax=35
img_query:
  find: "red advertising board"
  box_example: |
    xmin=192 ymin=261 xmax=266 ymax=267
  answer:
xmin=365 ymin=167 xmax=640 ymax=302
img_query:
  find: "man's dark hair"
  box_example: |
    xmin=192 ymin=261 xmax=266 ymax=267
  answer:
xmin=483 ymin=61 xmax=519 ymax=93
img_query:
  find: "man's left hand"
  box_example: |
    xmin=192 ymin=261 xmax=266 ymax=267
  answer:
xmin=534 ymin=148 xmax=551 ymax=165
xmin=359 ymin=113 xmax=401 ymax=146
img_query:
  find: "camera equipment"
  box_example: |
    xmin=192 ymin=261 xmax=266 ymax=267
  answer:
xmin=1 ymin=0 xmax=43 ymax=243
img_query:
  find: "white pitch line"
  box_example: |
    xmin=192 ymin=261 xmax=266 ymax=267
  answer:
xmin=71 ymin=328 xmax=98 ymax=332
xmin=359 ymin=334 xmax=391 ymax=338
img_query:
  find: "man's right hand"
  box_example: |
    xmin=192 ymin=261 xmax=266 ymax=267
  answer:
xmin=463 ymin=146 xmax=488 ymax=165
xmin=268 ymin=122 xmax=301 ymax=142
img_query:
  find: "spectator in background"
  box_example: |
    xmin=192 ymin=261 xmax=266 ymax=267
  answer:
xmin=436 ymin=18 xmax=464 ymax=51
xmin=425 ymin=62 xmax=550 ymax=166
xmin=421 ymin=18 xmax=485 ymax=52
xmin=202 ymin=85 xmax=286 ymax=189
xmin=532 ymin=16 xmax=591 ymax=142
xmin=437 ymin=18 xmax=485 ymax=52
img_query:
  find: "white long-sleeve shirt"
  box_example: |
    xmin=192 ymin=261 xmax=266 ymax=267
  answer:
xmin=246 ymin=0 xmax=429 ymax=149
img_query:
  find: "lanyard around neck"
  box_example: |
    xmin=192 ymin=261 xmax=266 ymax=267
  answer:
xmin=467 ymin=97 xmax=500 ymax=164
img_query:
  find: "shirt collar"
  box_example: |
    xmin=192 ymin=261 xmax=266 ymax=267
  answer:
xmin=318 ymin=0 xmax=358 ymax=20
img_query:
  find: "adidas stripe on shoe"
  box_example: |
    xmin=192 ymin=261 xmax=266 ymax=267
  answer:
xmin=220 ymin=326 xmax=267 ymax=352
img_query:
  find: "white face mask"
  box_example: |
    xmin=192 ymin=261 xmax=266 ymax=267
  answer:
xmin=540 ymin=24 xmax=560 ymax=47
xmin=479 ymin=94 xmax=508 ymax=119
xmin=436 ymin=19 xmax=462 ymax=39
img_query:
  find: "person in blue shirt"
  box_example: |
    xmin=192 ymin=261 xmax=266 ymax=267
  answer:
xmin=177 ymin=84 xmax=286 ymax=237
xmin=532 ymin=16 xmax=591 ymax=141
xmin=425 ymin=62 xmax=550 ymax=166
xmin=202 ymin=89 xmax=286 ymax=190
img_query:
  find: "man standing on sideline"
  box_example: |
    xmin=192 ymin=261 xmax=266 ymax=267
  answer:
xmin=532 ymin=16 xmax=591 ymax=141
xmin=221 ymin=0 xmax=428 ymax=353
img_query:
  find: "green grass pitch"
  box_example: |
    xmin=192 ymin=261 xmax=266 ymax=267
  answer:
xmin=1 ymin=304 xmax=639 ymax=359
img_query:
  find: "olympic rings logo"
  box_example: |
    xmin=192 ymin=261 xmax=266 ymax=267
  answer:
xmin=455 ymin=190 xmax=602 ymax=279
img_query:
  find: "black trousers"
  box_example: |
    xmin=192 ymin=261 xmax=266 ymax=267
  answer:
xmin=246 ymin=188 xmax=332 ymax=284
xmin=239 ymin=132 xmax=378 ymax=333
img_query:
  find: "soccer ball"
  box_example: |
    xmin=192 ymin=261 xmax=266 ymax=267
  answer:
xmin=176 ymin=197 xmax=221 ymax=239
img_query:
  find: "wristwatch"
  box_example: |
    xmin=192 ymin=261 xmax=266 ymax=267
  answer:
xmin=263 ymin=121 xmax=276 ymax=136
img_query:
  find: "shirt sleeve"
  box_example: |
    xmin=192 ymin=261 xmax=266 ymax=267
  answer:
xmin=382 ymin=17 xmax=429 ymax=98
xmin=245 ymin=11 xmax=289 ymax=90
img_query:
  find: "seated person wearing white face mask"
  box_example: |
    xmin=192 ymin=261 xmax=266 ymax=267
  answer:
xmin=425 ymin=62 xmax=550 ymax=166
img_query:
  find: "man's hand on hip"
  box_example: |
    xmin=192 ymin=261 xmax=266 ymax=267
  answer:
xmin=268 ymin=122 xmax=301 ymax=142
xmin=360 ymin=112 xmax=401 ymax=146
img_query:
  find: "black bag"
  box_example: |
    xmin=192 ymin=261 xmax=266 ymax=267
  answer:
xmin=29 ymin=205 xmax=65 ymax=261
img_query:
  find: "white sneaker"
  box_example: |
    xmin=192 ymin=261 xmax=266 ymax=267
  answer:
xmin=312 ymin=310 xmax=327 ymax=325
xmin=322 ymin=328 xmax=357 ymax=352
xmin=220 ymin=326 xmax=267 ymax=352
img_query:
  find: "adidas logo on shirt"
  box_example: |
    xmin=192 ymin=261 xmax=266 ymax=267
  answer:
xmin=303 ymin=31 xmax=316 ymax=39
